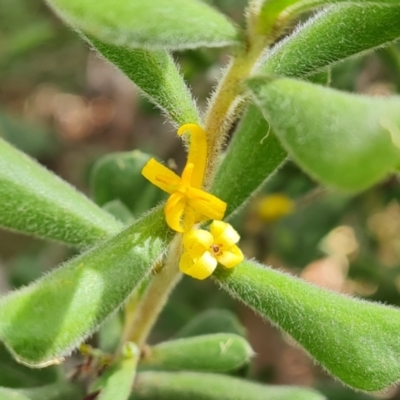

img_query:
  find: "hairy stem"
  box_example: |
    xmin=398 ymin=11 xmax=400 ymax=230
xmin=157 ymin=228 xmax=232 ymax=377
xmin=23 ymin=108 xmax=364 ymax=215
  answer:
xmin=203 ymin=39 xmax=266 ymax=186
xmin=117 ymin=290 xmax=142 ymax=354
xmin=126 ymin=236 xmax=183 ymax=347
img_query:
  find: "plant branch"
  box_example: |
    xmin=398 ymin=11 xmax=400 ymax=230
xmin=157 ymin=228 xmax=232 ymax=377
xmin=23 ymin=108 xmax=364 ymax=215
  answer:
xmin=117 ymin=290 xmax=142 ymax=353
xmin=125 ymin=236 xmax=183 ymax=347
xmin=203 ymin=38 xmax=267 ymax=187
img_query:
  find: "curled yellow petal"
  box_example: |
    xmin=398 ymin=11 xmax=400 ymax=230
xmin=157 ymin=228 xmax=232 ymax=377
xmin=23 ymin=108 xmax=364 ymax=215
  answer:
xmin=183 ymin=229 xmax=214 ymax=258
xmin=182 ymin=206 xmax=196 ymax=232
xmin=187 ymin=188 xmax=227 ymax=222
xmin=165 ymin=193 xmax=186 ymax=232
xmin=179 ymin=251 xmax=217 ymax=280
xmin=142 ymin=125 xmax=229 ymax=235
xmin=216 ymin=245 xmax=244 ymax=269
xmin=142 ymin=158 xmax=181 ymax=194
xmin=210 ymin=220 xmax=240 ymax=247
xmin=178 ymin=124 xmax=207 ymax=189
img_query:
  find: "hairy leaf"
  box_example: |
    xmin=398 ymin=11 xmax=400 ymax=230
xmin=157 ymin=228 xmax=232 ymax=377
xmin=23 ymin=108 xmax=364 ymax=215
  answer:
xmin=0 ymin=138 xmax=122 ymax=247
xmin=0 ymin=388 xmax=28 ymax=400
xmin=102 ymin=200 xmax=134 ymax=225
xmin=0 ymin=382 xmax=83 ymax=400
xmin=141 ymin=334 xmax=253 ymax=372
xmin=0 ymin=207 xmax=171 ymax=367
xmin=254 ymin=0 xmax=398 ymax=37
xmin=0 ymin=345 xmax=59 ymax=388
xmin=132 ymin=371 xmax=326 ymax=400
xmin=261 ymin=4 xmax=400 ymax=78
xmin=215 ymin=260 xmax=400 ymax=391
xmin=46 ymin=0 xmax=240 ymax=50
xmin=174 ymin=309 xmax=246 ymax=338
xmin=248 ymin=76 xmax=400 ymax=190
xmin=90 ymin=150 xmax=165 ymax=215
xmin=86 ymin=36 xmax=200 ymax=126
xmin=95 ymin=343 xmax=139 ymax=400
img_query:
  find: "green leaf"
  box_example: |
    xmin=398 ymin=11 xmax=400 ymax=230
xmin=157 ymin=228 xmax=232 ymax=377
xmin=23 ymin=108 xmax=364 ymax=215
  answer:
xmin=174 ymin=309 xmax=246 ymax=338
xmin=132 ymin=371 xmax=326 ymax=400
xmin=248 ymin=76 xmax=400 ymax=191
xmin=46 ymin=0 xmax=240 ymax=50
xmin=0 ymin=111 xmax=56 ymax=158
xmin=90 ymin=150 xmax=166 ymax=216
xmin=306 ymin=68 xmax=331 ymax=86
xmin=85 ymin=36 xmax=200 ymax=126
xmin=0 ymin=207 xmax=172 ymax=367
xmin=254 ymin=0 xmax=398 ymax=37
xmin=0 ymin=388 xmax=29 ymax=400
xmin=0 ymin=138 xmax=122 ymax=248
xmin=251 ymin=0 xmax=298 ymax=35
xmin=291 ymin=0 xmax=396 ymax=14
xmin=212 ymin=104 xmax=287 ymax=218
xmin=214 ymin=259 xmax=400 ymax=391
xmin=95 ymin=343 xmax=139 ymax=400
xmin=103 ymin=200 xmax=134 ymax=224
xmin=261 ymin=4 xmax=400 ymax=78
xmin=317 ymin=383 xmax=376 ymax=400
xmin=0 ymin=382 xmax=83 ymax=400
xmin=141 ymin=334 xmax=252 ymax=373
xmin=0 ymin=345 xmax=59 ymax=388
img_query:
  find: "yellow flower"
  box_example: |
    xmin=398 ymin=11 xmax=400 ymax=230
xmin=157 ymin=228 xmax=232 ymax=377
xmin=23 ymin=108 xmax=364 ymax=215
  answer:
xmin=257 ymin=193 xmax=294 ymax=222
xmin=180 ymin=220 xmax=244 ymax=280
xmin=142 ymin=124 xmax=226 ymax=232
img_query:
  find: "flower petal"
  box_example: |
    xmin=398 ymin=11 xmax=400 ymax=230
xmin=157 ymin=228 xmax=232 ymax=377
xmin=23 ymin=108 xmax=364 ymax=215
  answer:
xmin=182 ymin=206 xmax=196 ymax=232
xmin=142 ymin=158 xmax=181 ymax=194
xmin=187 ymin=188 xmax=227 ymax=221
xmin=178 ymin=124 xmax=207 ymax=189
xmin=216 ymin=245 xmax=244 ymax=269
xmin=179 ymin=251 xmax=217 ymax=280
xmin=165 ymin=193 xmax=186 ymax=232
xmin=210 ymin=220 xmax=240 ymax=247
xmin=181 ymin=162 xmax=194 ymax=187
xmin=179 ymin=252 xmax=195 ymax=274
xmin=183 ymin=229 xmax=214 ymax=258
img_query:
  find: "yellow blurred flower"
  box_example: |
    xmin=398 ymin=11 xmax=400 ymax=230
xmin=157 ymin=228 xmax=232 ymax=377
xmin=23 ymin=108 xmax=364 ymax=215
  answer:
xmin=180 ymin=221 xmax=243 ymax=280
xmin=257 ymin=193 xmax=294 ymax=222
xmin=142 ymin=124 xmax=226 ymax=232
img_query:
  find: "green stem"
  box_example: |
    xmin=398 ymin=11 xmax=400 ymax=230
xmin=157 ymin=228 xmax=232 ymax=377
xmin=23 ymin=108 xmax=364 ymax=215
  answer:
xmin=203 ymin=39 xmax=267 ymax=186
xmin=117 ymin=290 xmax=142 ymax=354
xmin=127 ymin=236 xmax=183 ymax=347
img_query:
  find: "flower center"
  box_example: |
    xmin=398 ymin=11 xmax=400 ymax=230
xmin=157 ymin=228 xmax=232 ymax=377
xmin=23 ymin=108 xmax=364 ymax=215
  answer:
xmin=177 ymin=185 xmax=189 ymax=195
xmin=211 ymin=244 xmax=222 ymax=256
